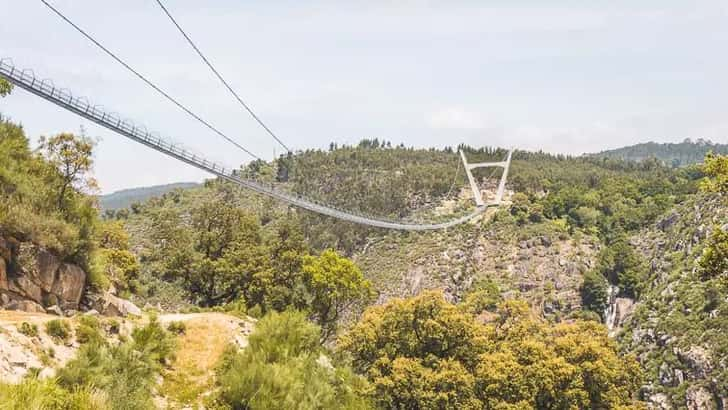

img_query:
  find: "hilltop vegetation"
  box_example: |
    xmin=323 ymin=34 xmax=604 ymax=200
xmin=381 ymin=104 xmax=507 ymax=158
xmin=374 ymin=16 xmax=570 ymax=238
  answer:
xmin=99 ymin=182 xmax=199 ymax=211
xmin=594 ymin=138 xmax=728 ymax=167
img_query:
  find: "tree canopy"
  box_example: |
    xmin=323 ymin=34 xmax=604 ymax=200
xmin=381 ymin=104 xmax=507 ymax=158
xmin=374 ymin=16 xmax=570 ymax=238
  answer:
xmin=339 ymin=291 xmax=644 ymax=409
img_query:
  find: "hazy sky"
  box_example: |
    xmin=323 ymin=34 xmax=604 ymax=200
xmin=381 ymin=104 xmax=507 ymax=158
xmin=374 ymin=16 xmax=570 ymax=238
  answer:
xmin=2 ymin=1 xmax=727 ymax=193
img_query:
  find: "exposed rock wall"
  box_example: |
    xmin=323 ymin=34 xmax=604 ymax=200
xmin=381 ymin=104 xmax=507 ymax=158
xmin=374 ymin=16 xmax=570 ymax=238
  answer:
xmin=0 ymin=236 xmax=86 ymax=314
xmin=354 ymin=217 xmax=597 ymax=318
xmin=620 ymin=196 xmax=728 ymax=409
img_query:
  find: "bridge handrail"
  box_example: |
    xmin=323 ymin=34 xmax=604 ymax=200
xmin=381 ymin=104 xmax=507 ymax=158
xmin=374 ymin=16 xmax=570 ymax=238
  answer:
xmin=0 ymin=59 xmax=508 ymax=231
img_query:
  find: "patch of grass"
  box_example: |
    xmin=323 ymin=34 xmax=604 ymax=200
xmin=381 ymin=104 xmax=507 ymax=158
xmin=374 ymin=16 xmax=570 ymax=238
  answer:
xmin=160 ymin=314 xmax=238 ymax=408
xmin=45 ymin=319 xmax=72 ymax=342
xmin=18 ymin=322 xmax=38 ymax=337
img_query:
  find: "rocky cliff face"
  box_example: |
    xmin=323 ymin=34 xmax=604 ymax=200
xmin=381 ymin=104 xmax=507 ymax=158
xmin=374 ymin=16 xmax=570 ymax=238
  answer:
xmin=619 ymin=196 xmax=728 ymax=409
xmin=354 ymin=214 xmax=597 ymax=318
xmin=0 ymin=236 xmax=86 ymax=314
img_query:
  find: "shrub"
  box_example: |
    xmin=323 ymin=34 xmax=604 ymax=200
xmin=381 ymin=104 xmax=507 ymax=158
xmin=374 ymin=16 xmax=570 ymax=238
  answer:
xmin=214 ymin=310 xmax=369 ymax=409
xmin=76 ymin=315 xmax=104 ymax=345
xmin=18 ymin=322 xmax=38 ymax=337
xmin=45 ymin=319 xmax=72 ymax=342
xmin=106 ymin=319 xmax=121 ymax=334
xmin=167 ymin=321 xmax=186 ymax=335
xmin=699 ymin=227 xmax=728 ymax=279
xmin=57 ymin=319 xmax=177 ymax=410
xmin=0 ymin=378 xmax=108 ymax=410
xmin=131 ymin=316 xmax=176 ymax=365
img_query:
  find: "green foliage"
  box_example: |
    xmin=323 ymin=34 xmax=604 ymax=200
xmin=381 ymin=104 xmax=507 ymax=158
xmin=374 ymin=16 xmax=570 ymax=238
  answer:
xmin=581 ymin=270 xmax=609 ymax=316
xmin=701 ymin=152 xmax=728 ymax=195
xmin=461 ymin=278 xmax=503 ymax=315
xmin=510 ymin=151 xmax=697 ymax=238
xmin=57 ymin=318 xmax=176 ymax=410
xmin=0 ymin=377 xmax=107 ymax=410
xmin=46 ymin=319 xmax=72 ymax=342
xmin=18 ymin=322 xmax=38 ymax=337
xmin=131 ymin=315 xmax=177 ymax=365
xmin=0 ymin=78 xmax=12 ymax=97
xmin=75 ymin=315 xmax=104 ymax=345
xmin=594 ymin=236 xmax=646 ymax=298
xmin=140 ymin=188 xmax=371 ymax=331
xmin=303 ymin=249 xmax=373 ymax=339
xmin=213 ymin=310 xmax=370 ymax=409
xmin=37 ymin=132 xmax=96 ymax=213
xmin=595 ymin=138 xmax=728 ymax=167
xmin=340 ymin=291 xmax=643 ymax=409
xmin=89 ymin=220 xmax=140 ymax=292
xmin=699 ymin=227 xmax=728 ymax=280
xmin=0 ymin=120 xmax=98 ymax=261
xmin=697 ymin=153 xmax=728 ymax=279
xmin=99 ymin=182 xmax=198 ymax=211
xmin=147 ymin=192 xmax=272 ymax=307
xmin=167 ymin=321 xmax=187 ymax=335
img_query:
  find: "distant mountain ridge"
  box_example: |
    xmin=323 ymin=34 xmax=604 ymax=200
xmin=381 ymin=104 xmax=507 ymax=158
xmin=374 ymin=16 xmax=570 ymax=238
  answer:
xmin=99 ymin=182 xmax=200 ymax=210
xmin=593 ymin=138 xmax=728 ymax=167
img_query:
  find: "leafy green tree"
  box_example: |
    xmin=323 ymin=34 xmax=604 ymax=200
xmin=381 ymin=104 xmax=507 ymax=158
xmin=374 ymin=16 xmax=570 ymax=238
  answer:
xmin=699 ymin=153 xmax=728 ymax=280
xmin=581 ymin=270 xmax=609 ymax=316
xmin=38 ymin=132 xmax=97 ymax=212
xmin=0 ymin=120 xmax=98 ymax=262
xmin=701 ymin=152 xmax=728 ymax=194
xmin=699 ymin=226 xmax=728 ymax=279
xmin=90 ymin=220 xmax=140 ymax=292
xmin=340 ymin=291 xmax=643 ymax=409
xmin=303 ymin=249 xmax=373 ymax=339
xmin=594 ymin=236 xmax=645 ymax=298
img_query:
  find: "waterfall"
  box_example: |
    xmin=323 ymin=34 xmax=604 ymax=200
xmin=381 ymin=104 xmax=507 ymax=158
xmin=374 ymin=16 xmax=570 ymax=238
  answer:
xmin=604 ymin=285 xmax=620 ymax=332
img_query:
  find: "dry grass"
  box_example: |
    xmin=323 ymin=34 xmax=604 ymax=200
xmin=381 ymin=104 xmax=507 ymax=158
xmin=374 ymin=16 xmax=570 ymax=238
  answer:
xmin=159 ymin=313 xmax=250 ymax=409
xmin=0 ymin=310 xmax=57 ymax=326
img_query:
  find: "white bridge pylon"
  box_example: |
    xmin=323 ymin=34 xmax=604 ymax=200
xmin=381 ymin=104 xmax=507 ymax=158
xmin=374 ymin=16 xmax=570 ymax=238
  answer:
xmin=459 ymin=149 xmax=513 ymax=207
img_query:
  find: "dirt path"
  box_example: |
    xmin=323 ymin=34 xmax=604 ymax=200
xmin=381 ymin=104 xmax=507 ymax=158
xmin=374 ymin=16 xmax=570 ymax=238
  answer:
xmin=157 ymin=312 xmax=255 ymax=409
xmin=0 ymin=310 xmax=59 ymax=326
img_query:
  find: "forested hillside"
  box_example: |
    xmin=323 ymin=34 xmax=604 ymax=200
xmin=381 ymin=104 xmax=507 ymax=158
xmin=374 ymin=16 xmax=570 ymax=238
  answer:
xmin=112 ymin=141 xmax=713 ymax=407
xmin=594 ymin=138 xmax=728 ymax=167
xmin=99 ymin=182 xmax=199 ymax=211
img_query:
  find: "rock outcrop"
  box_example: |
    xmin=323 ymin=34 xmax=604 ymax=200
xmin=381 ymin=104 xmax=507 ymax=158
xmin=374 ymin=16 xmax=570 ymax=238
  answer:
xmin=0 ymin=236 xmax=87 ymax=314
xmin=93 ymin=292 xmax=142 ymax=317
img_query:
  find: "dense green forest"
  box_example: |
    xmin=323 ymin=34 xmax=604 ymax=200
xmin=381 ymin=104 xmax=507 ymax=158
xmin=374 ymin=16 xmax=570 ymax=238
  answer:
xmin=594 ymin=138 xmax=728 ymax=167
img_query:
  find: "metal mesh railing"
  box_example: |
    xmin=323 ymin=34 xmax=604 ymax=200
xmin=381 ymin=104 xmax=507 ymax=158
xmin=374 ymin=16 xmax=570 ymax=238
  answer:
xmin=0 ymin=58 xmax=507 ymax=230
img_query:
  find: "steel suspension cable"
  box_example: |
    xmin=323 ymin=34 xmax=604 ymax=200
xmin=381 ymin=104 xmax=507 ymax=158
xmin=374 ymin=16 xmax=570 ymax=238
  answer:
xmin=40 ymin=0 xmax=262 ymax=161
xmin=153 ymin=0 xmax=292 ymax=153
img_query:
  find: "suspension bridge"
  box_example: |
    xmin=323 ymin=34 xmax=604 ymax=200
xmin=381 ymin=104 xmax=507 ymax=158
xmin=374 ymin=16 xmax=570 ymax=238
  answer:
xmin=0 ymin=59 xmax=512 ymax=230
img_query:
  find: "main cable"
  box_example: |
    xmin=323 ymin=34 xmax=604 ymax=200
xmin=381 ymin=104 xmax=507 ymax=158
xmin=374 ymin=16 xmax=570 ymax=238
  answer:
xmin=154 ymin=0 xmax=292 ymax=153
xmin=40 ymin=0 xmax=262 ymax=161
